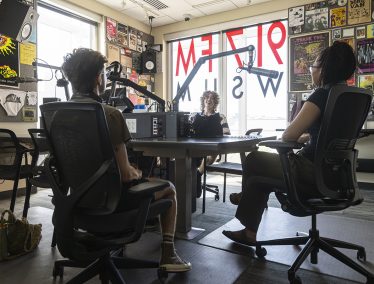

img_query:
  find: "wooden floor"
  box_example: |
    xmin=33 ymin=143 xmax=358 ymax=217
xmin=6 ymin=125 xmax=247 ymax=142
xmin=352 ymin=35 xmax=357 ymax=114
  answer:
xmin=0 ymin=173 xmax=373 ymax=283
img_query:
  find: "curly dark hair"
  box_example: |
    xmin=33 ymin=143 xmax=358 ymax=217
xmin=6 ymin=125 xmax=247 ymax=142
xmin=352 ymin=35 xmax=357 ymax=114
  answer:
xmin=200 ymin=90 xmax=219 ymax=112
xmin=62 ymin=48 xmax=107 ymax=94
xmin=316 ymin=41 xmax=356 ymax=87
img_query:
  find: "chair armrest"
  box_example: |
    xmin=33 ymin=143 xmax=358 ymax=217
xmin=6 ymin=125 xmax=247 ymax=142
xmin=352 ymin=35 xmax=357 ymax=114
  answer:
xmin=128 ymin=180 xmax=169 ymax=197
xmin=259 ymin=140 xmax=305 ymax=152
xmin=359 ymin=129 xmax=374 ymax=138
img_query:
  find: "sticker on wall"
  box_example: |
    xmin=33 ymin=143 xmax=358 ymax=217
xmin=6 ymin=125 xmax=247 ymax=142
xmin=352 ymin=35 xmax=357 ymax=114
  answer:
xmin=347 ymin=0 xmax=371 ymax=25
xmin=342 ymin=27 xmax=355 ymax=37
xmin=22 ymin=106 xmax=36 ymax=122
xmin=128 ymin=28 xmax=137 ymax=51
xmin=357 ymin=38 xmax=374 ymax=73
xmin=288 ymin=6 xmax=305 ymax=34
xmin=0 ymin=34 xmax=19 ymax=88
xmin=304 ymin=2 xmax=329 ymax=32
xmin=356 ymin=26 xmax=366 ymax=38
xmin=338 ymin=0 xmax=348 ymax=5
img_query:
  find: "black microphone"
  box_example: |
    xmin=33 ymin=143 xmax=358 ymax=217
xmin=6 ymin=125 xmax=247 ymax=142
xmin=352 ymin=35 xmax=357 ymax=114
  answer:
xmin=240 ymin=66 xmax=279 ymax=79
xmin=11 ymin=77 xmax=43 ymax=83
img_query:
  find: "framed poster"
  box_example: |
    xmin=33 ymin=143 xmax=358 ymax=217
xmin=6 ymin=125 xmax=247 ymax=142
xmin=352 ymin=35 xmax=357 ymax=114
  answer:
xmin=0 ymin=35 xmax=19 ymax=88
xmin=330 ymin=6 xmax=347 ymax=27
xmin=117 ymin=23 xmax=128 ymax=48
xmin=356 ymin=26 xmax=366 ymax=38
xmin=347 ymin=0 xmax=371 ymax=25
xmin=357 ymin=38 xmax=374 ymax=73
xmin=358 ymin=73 xmax=374 ymax=89
xmin=289 ymin=32 xmax=330 ymax=92
xmin=304 ymin=2 xmax=329 ymax=32
xmin=106 ymin=17 xmax=117 ymax=44
xmin=288 ymin=6 xmax=305 ymax=35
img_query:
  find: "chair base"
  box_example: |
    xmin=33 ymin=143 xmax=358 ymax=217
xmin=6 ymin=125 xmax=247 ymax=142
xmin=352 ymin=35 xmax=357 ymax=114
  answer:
xmin=255 ymin=226 xmax=374 ymax=283
xmin=53 ymin=250 xmax=166 ymax=284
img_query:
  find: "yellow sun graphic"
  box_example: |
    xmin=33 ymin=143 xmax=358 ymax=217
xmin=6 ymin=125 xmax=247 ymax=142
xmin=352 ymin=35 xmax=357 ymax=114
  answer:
xmin=0 ymin=34 xmax=16 ymax=56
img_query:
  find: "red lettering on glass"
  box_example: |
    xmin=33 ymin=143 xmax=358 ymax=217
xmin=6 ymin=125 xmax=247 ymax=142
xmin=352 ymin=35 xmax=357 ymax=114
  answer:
xmin=267 ymin=21 xmax=286 ymax=65
xmin=201 ymin=34 xmax=213 ymax=72
xmin=226 ymin=29 xmax=244 ymax=67
xmin=257 ymin=24 xmax=263 ymax=67
xmin=176 ymin=39 xmax=196 ymax=76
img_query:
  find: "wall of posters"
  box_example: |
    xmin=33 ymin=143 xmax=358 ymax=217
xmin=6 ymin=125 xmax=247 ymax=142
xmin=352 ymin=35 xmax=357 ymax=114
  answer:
xmin=289 ymin=32 xmax=330 ymax=92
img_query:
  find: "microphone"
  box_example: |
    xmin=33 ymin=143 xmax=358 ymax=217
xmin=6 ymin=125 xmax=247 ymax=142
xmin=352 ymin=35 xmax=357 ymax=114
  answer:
xmin=11 ymin=77 xmax=43 ymax=83
xmin=240 ymin=66 xmax=279 ymax=79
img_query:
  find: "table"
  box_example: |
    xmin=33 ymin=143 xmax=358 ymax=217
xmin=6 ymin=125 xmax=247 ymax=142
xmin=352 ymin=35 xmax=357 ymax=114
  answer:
xmin=130 ymin=134 xmax=276 ymax=239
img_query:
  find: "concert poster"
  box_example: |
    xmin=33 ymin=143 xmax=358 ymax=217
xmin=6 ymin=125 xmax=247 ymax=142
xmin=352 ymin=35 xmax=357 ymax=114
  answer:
xmin=0 ymin=34 xmax=19 ymax=88
xmin=357 ymin=38 xmax=374 ymax=73
xmin=128 ymin=28 xmax=137 ymax=51
xmin=106 ymin=17 xmax=117 ymax=43
xmin=330 ymin=6 xmax=347 ymax=27
xmin=289 ymin=32 xmax=330 ymax=92
xmin=358 ymin=74 xmax=374 ymax=120
xmin=117 ymin=23 xmax=128 ymax=48
xmin=347 ymin=0 xmax=371 ymax=25
xmin=304 ymin=2 xmax=329 ymax=32
xmin=288 ymin=6 xmax=305 ymax=35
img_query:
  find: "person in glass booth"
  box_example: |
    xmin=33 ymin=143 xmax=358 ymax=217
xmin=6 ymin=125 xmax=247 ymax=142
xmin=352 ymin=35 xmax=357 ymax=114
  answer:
xmin=62 ymin=48 xmax=191 ymax=273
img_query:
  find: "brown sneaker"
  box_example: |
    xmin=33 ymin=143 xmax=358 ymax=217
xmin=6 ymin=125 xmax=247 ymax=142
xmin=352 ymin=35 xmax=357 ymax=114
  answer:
xmin=160 ymin=243 xmax=191 ymax=272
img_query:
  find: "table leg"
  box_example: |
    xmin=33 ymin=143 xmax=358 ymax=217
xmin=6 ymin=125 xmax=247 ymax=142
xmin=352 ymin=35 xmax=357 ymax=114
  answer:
xmin=174 ymin=156 xmax=205 ymax=240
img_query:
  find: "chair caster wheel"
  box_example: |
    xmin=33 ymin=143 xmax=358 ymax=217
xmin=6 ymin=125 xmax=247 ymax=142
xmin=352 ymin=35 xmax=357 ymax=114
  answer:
xmin=289 ymin=274 xmax=302 ymax=284
xmin=357 ymin=248 xmax=367 ymax=262
xmin=157 ymin=268 xmax=168 ymax=283
xmin=255 ymin=246 xmax=267 ymax=258
xmin=215 ymin=194 xmax=220 ymax=201
xmin=52 ymin=264 xmax=64 ymax=279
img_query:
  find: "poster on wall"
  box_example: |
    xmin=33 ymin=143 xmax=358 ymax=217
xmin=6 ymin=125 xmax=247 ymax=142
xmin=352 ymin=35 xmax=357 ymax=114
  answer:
xmin=106 ymin=17 xmax=117 ymax=44
xmin=347 ymin=0 xmax=371 ymax=25
xmin=117 ymin=23 xmax=128 ymax=47
xmin=128 ymin=28 xmax=137 ymax=51
xmin=288 ymin=6 xmax=305 ymax=34
xmin=330 ymin=6 xmax=347 ymax=27
xmin=304 ymin=2 xmax=329 ymax=32
xmin=357 ymin=38 xmax=374 ymax=73
xmin=289 ymin=32 xmax=330 ymax=92
xmin=0 ymin=34 xmax=19 ymax=88
xmin=107 ymin=43 xmax=120 ymax=64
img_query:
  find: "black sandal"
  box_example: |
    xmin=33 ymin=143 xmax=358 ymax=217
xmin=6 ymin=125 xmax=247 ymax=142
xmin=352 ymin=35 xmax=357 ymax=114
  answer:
xmin=222 ymin=230 xmax=256 ymax=247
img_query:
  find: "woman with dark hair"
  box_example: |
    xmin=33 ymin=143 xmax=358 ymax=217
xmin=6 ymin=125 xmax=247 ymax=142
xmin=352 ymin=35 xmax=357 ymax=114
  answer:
xmin=223 ymin=41 xmax=357 ymax=245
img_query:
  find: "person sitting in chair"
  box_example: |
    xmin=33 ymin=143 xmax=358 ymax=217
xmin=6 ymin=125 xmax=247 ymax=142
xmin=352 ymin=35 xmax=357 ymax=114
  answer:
xmin=190 ymin=90 xmax=231 ymax=197
xmin=223 ymin=41 xmax=356 ymax=245
xmin=62 ymin=48 xmax=191 ymax=273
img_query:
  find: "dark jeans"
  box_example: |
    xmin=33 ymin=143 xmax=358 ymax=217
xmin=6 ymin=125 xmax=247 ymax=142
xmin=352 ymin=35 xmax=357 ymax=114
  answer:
xmin=236 ymin=151 xmax=318 ymax=232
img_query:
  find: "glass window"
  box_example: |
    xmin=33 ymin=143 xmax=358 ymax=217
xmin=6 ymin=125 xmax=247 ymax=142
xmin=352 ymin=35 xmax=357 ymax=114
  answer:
xmin=36 ymin=5 xmax=97 ymax=108
xmin=171 ymin=33 xmax=219 ymax=113
xmin=169 ymin=20 xmax=288 ymax=135
xmin=225 ymin=20 xmax=288 ymax=134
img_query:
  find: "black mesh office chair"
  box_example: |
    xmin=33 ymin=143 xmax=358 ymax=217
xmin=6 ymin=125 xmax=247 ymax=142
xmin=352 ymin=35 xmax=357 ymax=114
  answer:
xmin=201 ymin=128 xmax=263 ymax=213
xmin=0 ymin=128 xmax=36 ymax=217
xmin=250 ymin=85 xmax=374 ymax=284
xmin=40 ymin=102 xmax=172 ymax=283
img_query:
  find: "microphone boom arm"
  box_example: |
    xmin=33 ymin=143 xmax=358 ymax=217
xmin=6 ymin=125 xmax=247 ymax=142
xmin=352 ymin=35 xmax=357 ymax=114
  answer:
xmin=172 ymin=44 xmax=255 ymax=112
